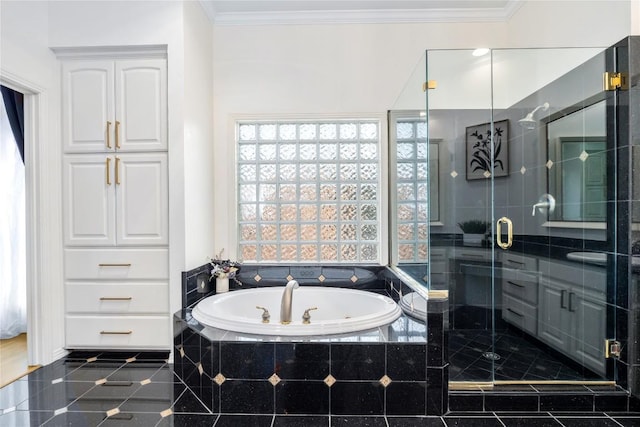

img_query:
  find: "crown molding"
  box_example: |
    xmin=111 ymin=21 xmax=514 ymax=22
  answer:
xmin=203 ymin=0 xmax=524 ymax=26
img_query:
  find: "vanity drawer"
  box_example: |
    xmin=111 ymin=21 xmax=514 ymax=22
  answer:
xmin=65 ymin=248 xmax=168 ymax=280
xmin=65 ymin=315 xmax=170 ymax=349
xmin=66 ymin=283 xmax=168 ymax=314
xmin=502 ymin=294 xmax=537 ymax=336
xmin=502 ymin=269 xmax=538 ymax=305
xmin=502 ymin=253 xmax=537 ymax=271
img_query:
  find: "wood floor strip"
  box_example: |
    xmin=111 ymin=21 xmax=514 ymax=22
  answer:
xmin=0 ymin=333 xmax=40 ymax=388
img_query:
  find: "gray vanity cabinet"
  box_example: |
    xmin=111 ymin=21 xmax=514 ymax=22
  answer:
xmin=537 ymin=260 xmax=606 ymax=376
xmin=501 ymin=253 xmax=538 ymax=336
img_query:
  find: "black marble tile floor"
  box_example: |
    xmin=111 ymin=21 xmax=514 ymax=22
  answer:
xmin=449 ymin=328 xmax=605 ymax=382
xmin=2 ymin=351 xmax=639 ymax=426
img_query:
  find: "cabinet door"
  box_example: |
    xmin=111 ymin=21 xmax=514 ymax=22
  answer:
xmin=537 ymin=279 xmax=572 ymax=352
xmin=114 ymin=59 xmax=167 ymax=151
xmin=62 ymin=61 xmax=115 ymax=153
xmin=115 ymin=153 xmax=168 ymax=245
xmin=63 ymin=155 xmax=116 ymax=246
xmin=572 ymin=292 xmax=606 ymax=375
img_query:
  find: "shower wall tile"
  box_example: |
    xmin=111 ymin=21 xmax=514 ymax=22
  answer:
xmin=220 ymin=342 xmax=275 ymax=379
xmin=484 ymin=394 xmax=539 ymax=412
xmin=539 ymin=394 xmax=594 ymax=411
xmin=330 ymin=382 xmax=385 ymax=415
xmin=387 ymin=344 xmax=426 ymax=381
xmin=275 ymin=381 xmax=329 ymax=414
xmin=427 ymin=311 xmax=446 ymax=366
xmin=275 ymin=343 xmax=330 ymax=380
xmin=617 ymin=359 xmax=630 ymax=390
xmin=426 ymin=367 xmax=448 ymax=415
xmin=385 ymin=382 xmax=427 ymax=415
xmin=181 ymin=263 xmax=213 ymax=309
xmin=331 ymin=344 xmax=385 ymax=381
xmin=594 ymin=394 xmax=629 ymax=412
xmin=448 ymin=393 xmax=483 ymax=412
xmin=220 ymin=380 xmax=273 ymax=413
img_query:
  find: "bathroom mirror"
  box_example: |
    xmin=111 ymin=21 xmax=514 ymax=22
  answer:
xmin=546 ymin=97 xmax=607 ymax=222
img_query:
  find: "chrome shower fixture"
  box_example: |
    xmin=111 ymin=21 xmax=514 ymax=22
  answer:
xmin=518 ymin=102 xmax=549 ymax=130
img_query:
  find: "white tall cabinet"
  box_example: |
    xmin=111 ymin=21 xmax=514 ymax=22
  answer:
xmin=60 ymin=52 xmax=170 ymax=350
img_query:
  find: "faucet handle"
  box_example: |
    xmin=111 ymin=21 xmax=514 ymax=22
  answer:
xmin=256 ymin=306 xmax=270 ymax=323
xmin=302 ymin=307 xmax=318 ymax=324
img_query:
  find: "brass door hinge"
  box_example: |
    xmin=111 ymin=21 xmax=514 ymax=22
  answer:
xmin=603 ymin=72 xmax=628 ymax=91
xmin=605 ymin=339 xmax=621 ymax=359
xmin=423 ymin=80 xmax=437 ymax=91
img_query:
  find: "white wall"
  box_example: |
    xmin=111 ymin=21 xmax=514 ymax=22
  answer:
xmin=183 ymin=1 xmax=215 ymax=267
xmin=211 ymin=1 xmax=635 ymax=256
xmin=507 ymin=0 xmax=633 ymax=47
xmin=1 ymin=0 xmax=64 ymax=365
xmin=212 ymin=22 xmax=509 ymax=257
xmin=1 ymin=0 xmax=214 ymax=364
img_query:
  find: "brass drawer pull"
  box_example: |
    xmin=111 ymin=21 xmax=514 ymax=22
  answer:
xmin=507 ymin=280 xmax=524 ymax=288
xmin=100 ymin=330 xmax=132 ymax=335
xmin=98 ymin=263 xmax=132 ymax=267
xmin=507 ymin=308 xmax=523 ymax=317
xmin=99 ymin=297 xmax=132 ymax=301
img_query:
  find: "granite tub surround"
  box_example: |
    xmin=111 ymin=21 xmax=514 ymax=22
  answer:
xmin=173 ymin=308 xmax=432 ymax=416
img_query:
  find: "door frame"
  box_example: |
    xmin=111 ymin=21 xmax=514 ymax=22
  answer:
xmin=1 ymin=71 xmax=59 ymax=366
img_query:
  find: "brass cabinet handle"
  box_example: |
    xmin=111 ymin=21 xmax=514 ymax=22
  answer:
xmin=106 ymin=121 xmax=112 ymax=149
xmin=115 ymin=120 xmax=121 ymax=149
xmin=100 ymin=331 xmax=132 ymax=335
xmin=115 ymin=157 xmax=121 ymax=185
xmin=99 ymin=297 xmax=133 ymax=301
xmin=106 ymin=157 xmax=111 ymax=185
xmin=496 ymin=217 xmax=513 ymax=250
xmin=507 ymin=280 xmax=524 ymax=288
xmin=98 ymin=263 xmax=132 ymax=267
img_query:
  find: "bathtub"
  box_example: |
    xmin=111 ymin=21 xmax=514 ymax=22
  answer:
xmin=191 ymin=286 xmax=402 ymax=336
xmin=399 ymin=292 xmax=427 ymax=321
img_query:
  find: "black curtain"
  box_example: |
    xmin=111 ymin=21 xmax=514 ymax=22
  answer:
xmin=1 ymin=85 xmax=25 ymax=163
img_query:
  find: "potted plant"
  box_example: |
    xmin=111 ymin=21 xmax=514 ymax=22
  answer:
xmin=458 ymin=220 xmax=489 ymax=247
xmin=209 ymin=249 xmax=241 ymax=293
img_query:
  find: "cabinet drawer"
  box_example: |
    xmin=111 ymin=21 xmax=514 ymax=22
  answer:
xmin=502 ymin=294 xmax=537 ymax=336
xmin=66 ymin=316 xmax=170 ymax=349
xmin=65 ymin=248 xmax=168 ymax=280
xmin=66 ymin=283 xmax=168 ymax=314
xmin=539 ymin=259 xmax=606 ymax=293
xmin=502 ymin=269 xmax=538 ymax=305
xmin=502 ymin=253 xmax=537 ymax=271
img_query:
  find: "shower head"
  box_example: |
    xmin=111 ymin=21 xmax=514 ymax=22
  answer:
xmin=518 ymin=102 xmax=549 ymax=129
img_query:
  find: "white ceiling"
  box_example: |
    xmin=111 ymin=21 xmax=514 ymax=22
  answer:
xmin=200 ymin=0 xmax=523 ymax=25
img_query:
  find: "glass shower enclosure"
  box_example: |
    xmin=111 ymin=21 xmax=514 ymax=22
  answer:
xmin=391 ymin=40 xmax=637 ymax=387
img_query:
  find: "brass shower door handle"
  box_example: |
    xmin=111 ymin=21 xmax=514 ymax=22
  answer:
xmin=496 ymin=217 xmax=513 ymax=249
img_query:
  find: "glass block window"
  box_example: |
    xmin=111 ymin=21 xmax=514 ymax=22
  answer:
xmin=392 ymin=116 xmax=438 ymax=263
xmin=237 ymin=120 xmax=381 ymax=263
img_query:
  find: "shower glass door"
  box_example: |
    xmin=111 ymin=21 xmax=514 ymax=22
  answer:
xmin=425 ymin=46 xmax=619 ymax=385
